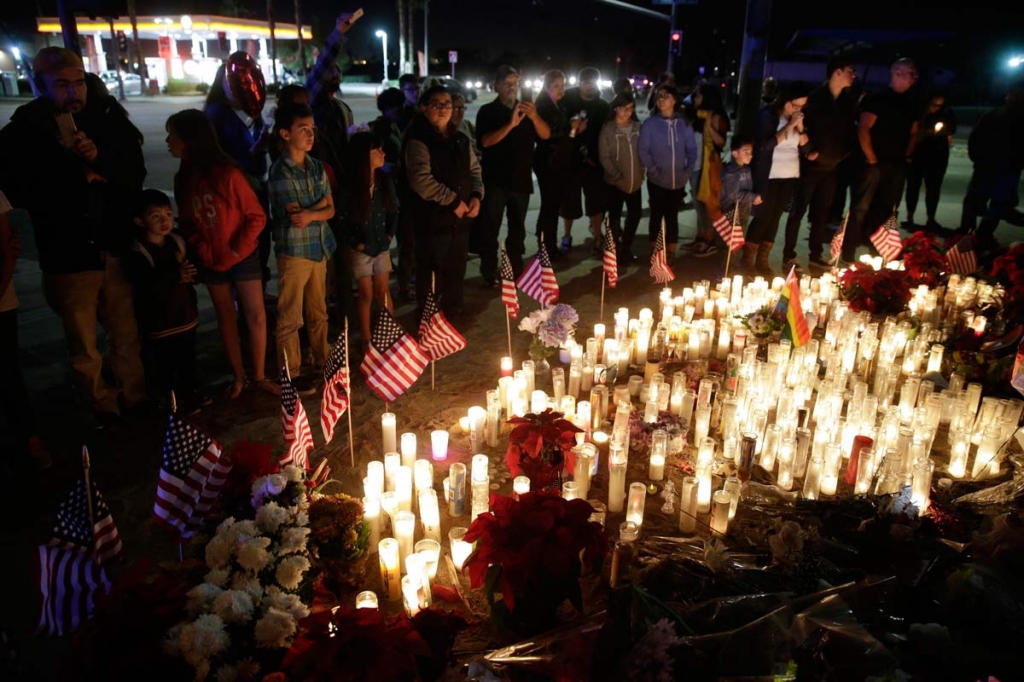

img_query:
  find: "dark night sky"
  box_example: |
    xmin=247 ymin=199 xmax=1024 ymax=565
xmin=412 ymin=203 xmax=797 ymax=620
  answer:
xmin=3 ymin=1 xmax=1022 ymax=87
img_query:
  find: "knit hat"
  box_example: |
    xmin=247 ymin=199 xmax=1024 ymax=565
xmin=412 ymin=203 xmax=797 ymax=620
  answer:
xmin=32 ymin=47 xmax=84 ymax=77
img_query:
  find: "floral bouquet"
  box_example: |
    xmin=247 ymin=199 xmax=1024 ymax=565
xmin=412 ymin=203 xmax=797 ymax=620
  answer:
xmin=838 ymin=264 xmax=912 ymax=316
xmin=164 ymin=466 xmax=313 ymax=681
xmin=628 ymin=409 xmax=688 ymax=460
xmin=989 ymin=243 xmax=1024 ymax=327
xmin=307 ymin=493 xmax=370 ymax=591
xmin=464 ymin=492 xmax=607 ymax=637
xmin=518 ymin=303 xmax=578 ymax=362
xmin=506 ymin=409 xmax=582 ymax=491
xmin=900 ymin=231 xmax=947 ymax=288
xmin=737 ymin=306 xmax=783 ymax=340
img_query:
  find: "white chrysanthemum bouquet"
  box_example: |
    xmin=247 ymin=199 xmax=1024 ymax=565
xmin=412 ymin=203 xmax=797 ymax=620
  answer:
xmin=165 ymin=465 xmax=311 ymax=682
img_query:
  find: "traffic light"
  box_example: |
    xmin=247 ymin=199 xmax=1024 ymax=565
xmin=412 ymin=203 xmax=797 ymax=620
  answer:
xmin=669 ymin=30 xmax=683 ymax=57
xmin=116 ymin=30 xmax=127 ymax=54
xmin=217 ymin=31 xmax=228 ymax=53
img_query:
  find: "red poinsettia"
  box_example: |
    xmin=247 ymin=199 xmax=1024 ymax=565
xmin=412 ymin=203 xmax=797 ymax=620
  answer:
xmin=463 ymin=492 xmax=607 ymax=615
xmin=506 ymin=410 xmax=582 ymax=490
xmin=901 ymin=231 xmax=947 ymax=287
xmin=838 ymin=264 xmax=912 ymax=316
xmin=990 ymin=243 xmax=1024 ymax=325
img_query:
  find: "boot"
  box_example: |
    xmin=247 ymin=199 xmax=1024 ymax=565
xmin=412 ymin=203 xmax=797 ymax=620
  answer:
xmin=755 ymin=242 xmax=775 ymax=278
xmin=665 ymin=242 xmax=677 ymax=261
xmin=741 ymin=243 xmax=758 ymax=274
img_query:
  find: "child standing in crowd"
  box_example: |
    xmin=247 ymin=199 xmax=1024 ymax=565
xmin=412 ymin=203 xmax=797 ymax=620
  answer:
xmin=342 ymin=132 xmax=398 ymax=347
xmin=125 ymin=189 xmax=204 ymax=413
xmin=719 ymin=135 xmax=763 ymax=273
xmin=599 ymin=92 xmax=644 ymax=264
xmin=167 ymin=109 xmax=276 ymax=399
xmin=269 ymin=104 xmax=336 ymax=395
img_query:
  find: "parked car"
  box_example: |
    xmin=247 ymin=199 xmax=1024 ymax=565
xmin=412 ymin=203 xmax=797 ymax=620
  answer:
xmin=630 ymin=74 xmax=651 ymax=95
xmin=431 ymin=76 xmax=477 ymax=102
xmin=100 ymin=71 xmax=144 ymax=96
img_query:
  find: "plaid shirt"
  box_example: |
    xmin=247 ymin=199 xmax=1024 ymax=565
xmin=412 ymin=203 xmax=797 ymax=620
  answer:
xmin=268 ymin=154 xmax=336 ymax=261
xmin=305 ymin=29 xmax=346 ymax=107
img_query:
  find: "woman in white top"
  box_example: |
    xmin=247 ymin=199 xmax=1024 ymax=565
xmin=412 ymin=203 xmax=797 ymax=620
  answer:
xmin=744 ymin=85 xmax=810 ymax=275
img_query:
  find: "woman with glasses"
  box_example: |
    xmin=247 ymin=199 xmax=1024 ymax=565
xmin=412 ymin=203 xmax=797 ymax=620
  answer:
xmin=744 ymin=84 xmax=810 ymax=275
xmin=638 ymin=84 xmax=696 ymax=260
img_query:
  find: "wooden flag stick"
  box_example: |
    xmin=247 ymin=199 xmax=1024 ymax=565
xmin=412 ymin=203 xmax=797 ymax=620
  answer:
xmin=431 ymin=274 xmax=436 ymax=391
xmin=344 ymin=317 xmax=355 ymax=467
xmin=600 ymin=266 xmax=606 ymax=321
xmin=282 ymin=349 xmax=292 ymax=383
xmin=169 ymin=390 xmax=177 ymax=414
xmin=723 ymin=199 xmax=740 ymax=278
xmin=831 ymin=210 xmax=850 ymax=266
xmin=82 ymin=446 xmax=97 ymax=559
xmin=501 ymin=238 xmax=513 ymax=357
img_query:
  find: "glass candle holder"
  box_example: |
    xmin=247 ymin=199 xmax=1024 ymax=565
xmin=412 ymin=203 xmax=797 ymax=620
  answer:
xmin=394 ymin=511 xmax=416 ymax=573
xmin=626 ymin=482 xmax=647 ymax=527
xmin=679 ymin=476 xmax=699 ymax=534
xmin=396 ymin=466 xmax=413 ymax=512
xmin=355 ymin=590 xmax=379 ymax=609
xmin=696 ymin=457 xmax=713 ymax=513
xmin=448 ymin=527 xmax=473 ymax=571
xmin=948 ymin=428 xmax=968 ymax=478
xmin=418 ymin=489 xmax=441 ymax=542
xmin=366 ymin=461 xmax=385 ymax=498
xmin=400 ymin=432 xmax=417 ymax=469
xmin=378 ymin=538 xmax=401 ymax=601
xmin=380 ymin=492 xmax=398 ymax=538
xmin=760 ymin=424 xmax=781 ymax=472
xmin=619 ymin=520 xmax=640 ymax=542
xmin=363 ymin=495 xmax=381 ymax=552
xmin=588 ymin=500 xmax=607 ymax=527
xmin=414 ymin=539 xmax=441 ymax=581
xmin=803 ymin=455 xmax=824 ymax=500
xmin=562 ymin=481 xmax=579 ymax=500
xmin=384 ymin=452 xmax=401 ymax=492
xmin=448 ymin=463 xmax=466 ymax=517
xmin=711 ymin=490 xmax=731 ymax=536
xmin=723 ymin=476 xmax=742 ymax=520
xmin=854 ymin=448 xmax=875 ymax=494
xmin=382 ymin=412 xmax=397 ymax=455
xmin=431 ymin=429 xmax=449 ymax=461
xmin=608 ymin=458 xmax=627 ymax=513
xmin=513 ymin=475 xmax=530 ymax=499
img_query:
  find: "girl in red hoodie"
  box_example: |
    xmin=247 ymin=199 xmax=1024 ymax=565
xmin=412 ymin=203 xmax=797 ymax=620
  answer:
xmin=167 ymin=109 xmax=278 ymax=398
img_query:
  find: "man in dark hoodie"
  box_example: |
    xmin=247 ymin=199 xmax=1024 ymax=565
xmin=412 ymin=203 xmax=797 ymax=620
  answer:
xmin=0 ymin=47 xmax=147 ymax=426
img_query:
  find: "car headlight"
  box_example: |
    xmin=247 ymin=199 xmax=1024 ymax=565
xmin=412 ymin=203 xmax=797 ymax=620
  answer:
xmin=474 ymin=81 xmax=482 ymax=89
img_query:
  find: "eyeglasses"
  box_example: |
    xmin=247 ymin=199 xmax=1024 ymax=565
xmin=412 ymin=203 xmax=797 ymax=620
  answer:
xmin=452 ymin=106 xmax=466 ymax=111
xmin=428 ymin=102 xmax=453 ymax=110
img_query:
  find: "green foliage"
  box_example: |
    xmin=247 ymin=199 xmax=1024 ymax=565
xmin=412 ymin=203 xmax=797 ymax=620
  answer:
xmin=162 ymin=80 xmax=206 ymax=95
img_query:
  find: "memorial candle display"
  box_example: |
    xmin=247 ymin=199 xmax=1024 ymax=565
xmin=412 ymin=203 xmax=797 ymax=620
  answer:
xmin=378 ymin=538 xmax=401 ymax=601
xmin=362 ymin=496 xmax=381 ymax=552
xmin=449 ymin=527 xmax=473 ymax=570
xmin=414 ymin=539 xmax=441 ymax=581
xmin=711 ymin=490 xmax=731 ymax=536
xmin=431 ymin=430 xmax=449 ymax=461
xmin=513 ymin=476 xmax=530 ymax=499
xmin=419 ymin=489 xmax=442 ymax=542
xmin=355 ymin=590 xmax=379 ymax=609
xmin=626 ymin=482 xmax=647 ymax=527
xmin=679 ymin=476 xmax=699 ymax=533
xmin=400 ymin=432 xmax=417 ymax=468
xmin=448 ymin=463 xmax=466 ymax=516
xmin=394 ymin=511 xmax=416 ymax=573
xmin=384 ymin=452 xmax=400 ymax=492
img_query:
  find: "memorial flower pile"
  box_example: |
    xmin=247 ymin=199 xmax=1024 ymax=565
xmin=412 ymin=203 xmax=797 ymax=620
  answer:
xmin=518 ymin=303 xmax=578 ymax=361
xmin=738 ymin=306 xmax=783 ymax=340
xmin=505 ymin=409 xmax=582 ymax=490
xmin=838 ymin=263 xmax=912 ymax=315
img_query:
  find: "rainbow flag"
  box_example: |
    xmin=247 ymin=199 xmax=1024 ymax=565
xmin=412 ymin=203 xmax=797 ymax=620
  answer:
xmin=774 ymin=266 xmax=810 ymax=347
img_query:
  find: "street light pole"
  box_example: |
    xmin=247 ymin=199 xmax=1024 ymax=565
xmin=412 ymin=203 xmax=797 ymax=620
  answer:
xmin=423 ymin=0 xmax=429 ymax=76
xmin=376 ymin=30 xmax=388 ymax=84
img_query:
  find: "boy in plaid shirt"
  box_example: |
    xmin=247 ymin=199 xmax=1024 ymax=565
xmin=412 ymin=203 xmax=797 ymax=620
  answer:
xmin=268 ymin=104 xmax=336 ymax=393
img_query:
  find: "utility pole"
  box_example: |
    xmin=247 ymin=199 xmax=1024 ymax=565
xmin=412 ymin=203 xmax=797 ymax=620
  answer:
xmin=735 ymin=0 xmax=771 ymax=137
xmin=127 ymin=0 xmax=146 ymax=78
xmin=108 ymin=17 xmax=125 ymax=101
xmin=56 ymin=0 xmax=80 ymax=55
xmin=267 ymin=0 xmax=278 ymax=84
xmin=423 ymin=0 xmax=429 ymax=76
xmin=397 ymin=0 xmax=407 ymax=77
xmin=294 ymin=0 xmax=305 ymax=76
xmin=406 ymin=1 xmax=415 ymax=75
xmin=667 ymin=3 xmax=677 ymax=73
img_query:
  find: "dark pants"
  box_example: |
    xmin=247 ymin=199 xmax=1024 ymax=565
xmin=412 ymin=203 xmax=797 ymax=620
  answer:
xmin=843 ymin=162 xmax=906 ymax=260
xmin=906 ymin=154 xmax=948 ymax=223
xmin=783 ymin=164 xmax=840 ymax=261
xmin=479 ymin=186 xmax=530 ymax=282
xmin=747 ymin=177 xmax=798 ymax=244
xmin=416 ymin=227 xmax=469 ymax=316
xmin=145 ymin=328 xmax=197 ymax=404
xmin=829 ymin=155 xmax=862 ymax=225
xmin=959 ymin=167 xmax=1022 ymax=237
xmin=0 ymin=309 xmax=36 ymax=454
xmin=535 ymin=165 xmax=571 ymax=256
xmin=396 ymin=204 xmax=416 ymax=293
xmin=606 ymin=184 xmax=642 ymax=252
xmin=647 ymin=181 xmax=686 ymax=245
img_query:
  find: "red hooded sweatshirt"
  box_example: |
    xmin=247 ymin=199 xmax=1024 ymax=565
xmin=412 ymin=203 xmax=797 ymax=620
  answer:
xmin=177 ymin=165 xmax=266 ymax=272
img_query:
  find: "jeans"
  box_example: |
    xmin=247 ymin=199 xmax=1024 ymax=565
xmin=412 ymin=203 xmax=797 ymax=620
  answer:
xmin=959 ymin=167 xmax=1022 ymax=237
xmin=416 ymin=227 xmax=469 ymax=316
xmin=42 ymin=254 xmax=146 ymax=414
xmin=396 ymin=184 xmax=416 ymax=292
xmin=906 ymin=154 xmax=948 ymax=223
xmin=479 ymin=186 xmax=530 ymax=282
xmin=0 ymin=308 xmax=36 ymax=452
xmin=844 ymin=162 xmax=906 ymax=260
xmin=783 ymin=163 xmax=840 ymax=260
xmin=747 ymin=177 xmax=798 ymax=244
xmin=647 ymin=181 xmax=686 ymax=245
xmin=605 ymin=184 xmax=643 ymax=251
xmin=275 ymin=255 xmax=329 ymax=376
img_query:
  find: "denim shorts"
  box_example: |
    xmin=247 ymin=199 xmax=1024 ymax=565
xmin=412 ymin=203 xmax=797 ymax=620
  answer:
xmin=350 ymin=249 xmax=393 ymax=279
xmin=203 ymin=248 xmax=263 ymax=285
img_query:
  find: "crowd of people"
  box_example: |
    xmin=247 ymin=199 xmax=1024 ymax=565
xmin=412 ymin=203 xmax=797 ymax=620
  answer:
xmin=1 ymin=13 xmax=1023 ymax=471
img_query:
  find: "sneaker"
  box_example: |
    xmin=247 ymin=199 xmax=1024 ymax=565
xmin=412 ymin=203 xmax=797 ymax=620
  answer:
xmin=560 ymin=235 xmax=573 ymax=254
xmin=808 ymin=254 xmax=832 ymax=268
xmin=292 ymin=375 xmax=317 ymax=397
xmin=783 ymin=258 xmax=803 ymax=273
xmin=692 ymin=240 xmax=719 ymax=258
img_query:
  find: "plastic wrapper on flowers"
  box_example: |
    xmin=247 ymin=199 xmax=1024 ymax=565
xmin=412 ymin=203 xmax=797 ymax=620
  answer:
xmin=467 ymin=614 xmax=608 ymax=681
xmin=953 ymin=453 xmax=1024 ymax=508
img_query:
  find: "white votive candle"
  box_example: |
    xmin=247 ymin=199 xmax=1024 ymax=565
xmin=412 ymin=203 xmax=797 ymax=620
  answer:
xmin=394 ymin=510 xmax=416 ymax=573
xmin=363 ymin=495 xmax=381 ymax=552
xmin=449 ymin=527 xmax=473 ymax=571
xmin=355 ymin=590 xmax=378 ymax=609
xmin=513 ymin=475 xmax=530 ymax=499
xmin=378 ymin=538 xmax=401 ymax=601
xmin=679 ymin=476 xmax=698 ymax=533
xmin=419 ymin=489 xmax=442 ymax=542
xmin=367 ymin=460 xmax=385 ymax=497
xmin=415 ymin=539 xmax=441 ymax=581
xmin=711 ymin=490 xmax=731 ymax=536
xmin=384 ymin=452 xmax=401 ymax=492
xmin=396 ymin=466 xmax=413 ymax=512
xmin=626 ymin=482 xmax=647 ymax=527
xmin=382 ymin=413 xmax=397 ymax=455
xmin=448 ymin=462 xmax=466 ymax=516
xmin=400 ymin=432 xmax=417 ymax=468
xmin=431 ymin=429 xmax=449 ymax=461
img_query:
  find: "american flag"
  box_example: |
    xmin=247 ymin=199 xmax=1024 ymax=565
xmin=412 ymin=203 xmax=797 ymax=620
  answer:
xmin=830 ymin=217 xmax=847 ymax=263
xmin=153 ymin=414 xmax=230 ymax=539
xmin=602 ymin=229 xmax=618 ymax=288
xmin=946 ymin=236 xmax=978 ymax=275
xmin=499 ymin=246 xmax=519 ymax=319
xmin=49 ymin=478 xmax=122 ymax=566
xmin=419 ymin=289 xmax=467 ymax=360
xmin=712 ymin=209 xmax=745 ymax=253
xmin=320 ymin=338 xmax=350 ymax=444
xmin=649 ymin=224 xmax=675 ymax=284
xmin=517 ymin=242 xmax=559 ymax=305
xmin=34 ymin=545 xmax=110 ymax=637
xmin=869 ymin=213 xmax=903 ymax=262
xmin=360 ymin=306 xmax=429 ymax=402
xmin=280 ymin=369 xmax=314 ymax=470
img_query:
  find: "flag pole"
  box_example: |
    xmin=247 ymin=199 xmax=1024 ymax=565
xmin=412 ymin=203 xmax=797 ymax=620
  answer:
xmin=831 ymin=210 xmax=850 ymax=267
xmin=169 ymin=390 xmax=177 ymax=415
xmin=430 ymin=273 xmax=436 ymax=391
xmin=723 ymin=199 xmax=739 ymax=278
xmin=82 ymin=446 xmax=97 ymax=560
xmin=501 ymin=238 xmax=512 ymax=357
xmin=283 ymin=349 xmax=292 ymax=383
xmin=344 ymin=317 xmax=355 ymax=467
xmin=601 ymin=217 xmax=608 ymax=320
xmin=600 ymin=267 xmax=606 ymax=321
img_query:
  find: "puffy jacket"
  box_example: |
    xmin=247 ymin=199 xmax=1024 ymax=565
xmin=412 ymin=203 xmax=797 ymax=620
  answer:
xmin=599 ymin=120 xmax=644 ymax=194
xmin=638 ymin=114 xmax=696 ymax=190
xmin=175 ymin=164 xmax=266 ymax=271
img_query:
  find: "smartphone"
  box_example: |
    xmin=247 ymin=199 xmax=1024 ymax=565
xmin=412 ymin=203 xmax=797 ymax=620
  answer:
xmin=56 ymin=113 xmax=77 ymax=148
xmin=348 ymin=8 xmax=364 ymax=24
xmin=520 ymin=85 xmax=533 ymax=104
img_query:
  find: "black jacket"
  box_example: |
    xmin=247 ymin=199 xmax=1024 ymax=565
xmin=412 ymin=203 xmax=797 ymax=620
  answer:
xmin=802 ymin=84 xmax=858 ymax=170
xmin=125 ymin=233 xmax=199 ymax=339
xmin=0 ymin=95 xmax=146 ymax=273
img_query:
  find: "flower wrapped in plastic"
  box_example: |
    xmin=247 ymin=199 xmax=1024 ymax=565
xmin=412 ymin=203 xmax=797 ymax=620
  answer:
xmin=505 ymin=409 xmax=582 ymax=491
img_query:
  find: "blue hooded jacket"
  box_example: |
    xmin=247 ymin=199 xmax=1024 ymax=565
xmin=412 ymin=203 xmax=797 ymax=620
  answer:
xmin=638 ymin=113 xmax=697 ymax=190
